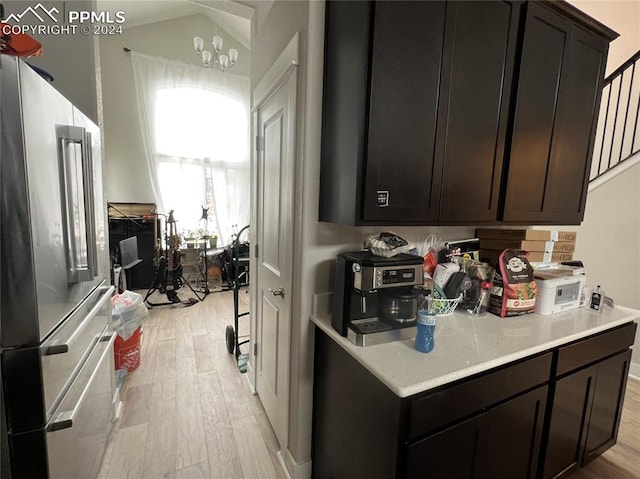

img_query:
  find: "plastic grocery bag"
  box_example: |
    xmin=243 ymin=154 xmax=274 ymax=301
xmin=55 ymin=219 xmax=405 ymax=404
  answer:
xmin=366 ymin=232 xmax=412 ymax=258
xmin=111 ymin=290 xmax=149 ymax=340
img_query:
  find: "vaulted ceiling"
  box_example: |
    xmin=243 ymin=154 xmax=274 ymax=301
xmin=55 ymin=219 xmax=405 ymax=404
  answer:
xmin=97 ymin=0 xmax=253 ymax=49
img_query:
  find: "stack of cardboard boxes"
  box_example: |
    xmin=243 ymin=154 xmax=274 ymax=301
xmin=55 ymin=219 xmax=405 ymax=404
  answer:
xmin=476 ymin=229 xmax=576 ymax=264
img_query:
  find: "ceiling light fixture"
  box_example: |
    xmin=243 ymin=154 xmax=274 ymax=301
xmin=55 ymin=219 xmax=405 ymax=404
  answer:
xmin=193 ymin=34 xmax=238 ymax=72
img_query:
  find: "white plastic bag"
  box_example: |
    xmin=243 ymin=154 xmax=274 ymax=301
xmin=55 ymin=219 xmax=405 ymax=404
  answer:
xmin=111 ymin=290 xmax=149 ymax=340
xmin=366 ymin=232 xmax=412 ymax=258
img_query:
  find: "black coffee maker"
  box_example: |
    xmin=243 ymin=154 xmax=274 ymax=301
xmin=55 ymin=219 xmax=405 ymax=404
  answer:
xmin=332 ymin=251 xmax=424 ymax=342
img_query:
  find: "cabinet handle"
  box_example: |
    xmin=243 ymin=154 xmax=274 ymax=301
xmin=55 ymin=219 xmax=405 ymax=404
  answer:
xmin=46 ymin=332 xmax=116 ymax=432
xmin=44 ymin=286 xmax=114 ymax=355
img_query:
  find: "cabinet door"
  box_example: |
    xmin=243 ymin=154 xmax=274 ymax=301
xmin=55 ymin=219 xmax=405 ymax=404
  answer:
xmin=406 ymin=412 xmax=486 ymax=479
xmin=583 ymin=349 xmax=632 ymax=464
xmin=543 ymin=365 xmax=597 ymax=479
xmin=438 ymin=1 xmax=520 ymax=223
xmin=479 ymin=386 xmax=548 ymax=479
xmin=313 ymin=330 xmax=402 ymax=479
xmin=406 ymin=385 xmax=547 ymax=479
xmin=503 ymin=2 xmax=609 ymax=224
xmin=319 ymin=0 xmax=373 ymax=224
xmin=543 ymin=27 xmax=609 ymax=224
xmin=363 ymin=1 xmax=446 ymax=222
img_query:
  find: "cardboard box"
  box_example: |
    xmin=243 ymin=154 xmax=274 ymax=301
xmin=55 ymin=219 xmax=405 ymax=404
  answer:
xmin=552 ymin=241 xmax=576 ymax=253
xmin=522 ymin=251 xmax=553 ymax=262
xmin=531 ymin=251 xmax=573 ymax=262
xmin=479 ymin=239 xmax=552 ymax=252
xmin=475 ymin=228 xmax=551 ymax=241
xmin=480 ymin=249 xmax=572 ymax=264
xmin=554 ymin=252 xmax=574 ymax=262
xmin=551 ymin=231 xmax=577 ymax=242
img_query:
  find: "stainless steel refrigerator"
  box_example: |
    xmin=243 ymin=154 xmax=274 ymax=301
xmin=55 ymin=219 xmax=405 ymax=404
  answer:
xmin=1 ymin=56 xmax=115 ymax=478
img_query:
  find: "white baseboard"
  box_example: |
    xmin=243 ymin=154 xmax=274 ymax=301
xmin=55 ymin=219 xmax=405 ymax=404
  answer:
xmin=282 ymin=448 xmax=312 ymax=479
xmin=276 ymin=451 xmax=292 ymax=479
xmin=629 ymin=361 xmax=640 ymax=380
xmin=243 ymin=363 xmax=257 ymax=394
xmin=246 ymin=357 xmax=256 ymax=391
xmin=113 ymin=400 xmax=123 ymax=423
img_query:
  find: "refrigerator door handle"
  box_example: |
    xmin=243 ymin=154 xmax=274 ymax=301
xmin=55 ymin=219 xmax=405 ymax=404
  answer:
xmin=83 ymin=129 xmax=99 ymax=276
xmin=44 ymin=285 xmax=114 ymax=355
xmin=57 ymin=125 xmax=98 ymax=283
xmin=46 ymin=332 xmax=116 ymax=432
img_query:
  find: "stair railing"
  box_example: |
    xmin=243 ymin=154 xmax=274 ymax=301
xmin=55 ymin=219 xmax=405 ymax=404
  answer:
xmin=590 ymin=49 xmax=640 ymax=181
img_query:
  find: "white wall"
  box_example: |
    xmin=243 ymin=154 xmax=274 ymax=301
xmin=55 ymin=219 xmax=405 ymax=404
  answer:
xmin=99 ymin=13 xmax=249 ymax=203
xmin=578 ymin=165 xmax=640 ymax=310
xmin=571 ymin=159 xmax=640 ymax=371
xmin=238 ymin=0 xmax=274 ymax=39
xmin=569 ymin=0 xmax=640 ymax=76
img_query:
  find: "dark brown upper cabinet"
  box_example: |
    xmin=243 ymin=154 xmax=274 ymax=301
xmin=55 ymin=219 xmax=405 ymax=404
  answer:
xmin=503 ymin=2 xmax=613 ymax=224
xmin=319 ymin=0 xmax=618 ymax=226
xmin=363 ymin=1 xmax=447 ymax=224
xmin=437 ymin=1 xmax=521 ymax=223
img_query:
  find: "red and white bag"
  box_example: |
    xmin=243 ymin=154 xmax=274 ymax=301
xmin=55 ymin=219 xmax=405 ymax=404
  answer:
xmin=488 ymin=249 xmax=537 ymax=317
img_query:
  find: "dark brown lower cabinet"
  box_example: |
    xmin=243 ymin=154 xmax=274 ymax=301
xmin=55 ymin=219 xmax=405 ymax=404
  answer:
xmin=312 ymin=329 xmax=402 ymax=479
xmin=313 ymin=321 xmax=636 ymax=479
xmin=406 ymin=411 xmax=485 ymax=479
xmin=583 ymin=350 xmax=632 ymax=462
xmin=406 ymin=386 xmax=547 ymax=479
xmin=481 ymin=386 xmax=548 ymax=479
xmin=543 ymin=349 xmax=633 ymax=479
xmin=543 ymin=365 xmax=595 ymax=478
xmin=312 ymin=329 xmax=552 ymax=479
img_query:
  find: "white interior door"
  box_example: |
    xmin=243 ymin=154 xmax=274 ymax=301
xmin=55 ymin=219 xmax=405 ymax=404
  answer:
xmin=254 ymin=64 xmax=297 ymax=449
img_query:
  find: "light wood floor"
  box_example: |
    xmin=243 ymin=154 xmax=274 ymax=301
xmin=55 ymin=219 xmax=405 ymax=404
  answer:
xmin=98 ymin=288 xmax=285 ymax=479
xmin=98 ymin=287 xmax=640 ymax=479
xmin=570 ymin=376 xmax=640 ymax=479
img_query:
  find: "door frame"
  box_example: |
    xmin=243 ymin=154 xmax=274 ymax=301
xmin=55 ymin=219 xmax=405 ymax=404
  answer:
xmin=248 ymin=32 xmax=300 ymax=446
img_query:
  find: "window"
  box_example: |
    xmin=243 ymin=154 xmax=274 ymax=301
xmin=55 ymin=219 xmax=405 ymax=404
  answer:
xmin=155 ymin=87 xmax=248 ymax=162
xmin=155 ymin=87 xmax=249 ymax=245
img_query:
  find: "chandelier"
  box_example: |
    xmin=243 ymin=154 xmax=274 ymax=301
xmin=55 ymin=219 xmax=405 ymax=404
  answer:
xmin=193 ymin=34 xmax=238 ymax=72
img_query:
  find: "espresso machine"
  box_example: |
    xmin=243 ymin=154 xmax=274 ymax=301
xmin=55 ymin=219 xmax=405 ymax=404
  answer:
xmin=332 ymin=251 xmax=424 ymax=346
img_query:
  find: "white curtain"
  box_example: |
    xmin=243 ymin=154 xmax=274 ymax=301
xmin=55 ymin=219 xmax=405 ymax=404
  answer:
xmin=130 ymin=51 xmax=250 ymax=247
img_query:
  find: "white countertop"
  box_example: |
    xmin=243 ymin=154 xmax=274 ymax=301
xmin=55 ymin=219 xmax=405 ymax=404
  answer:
xmin=311 ymin=306 xmax=638 ymax=398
